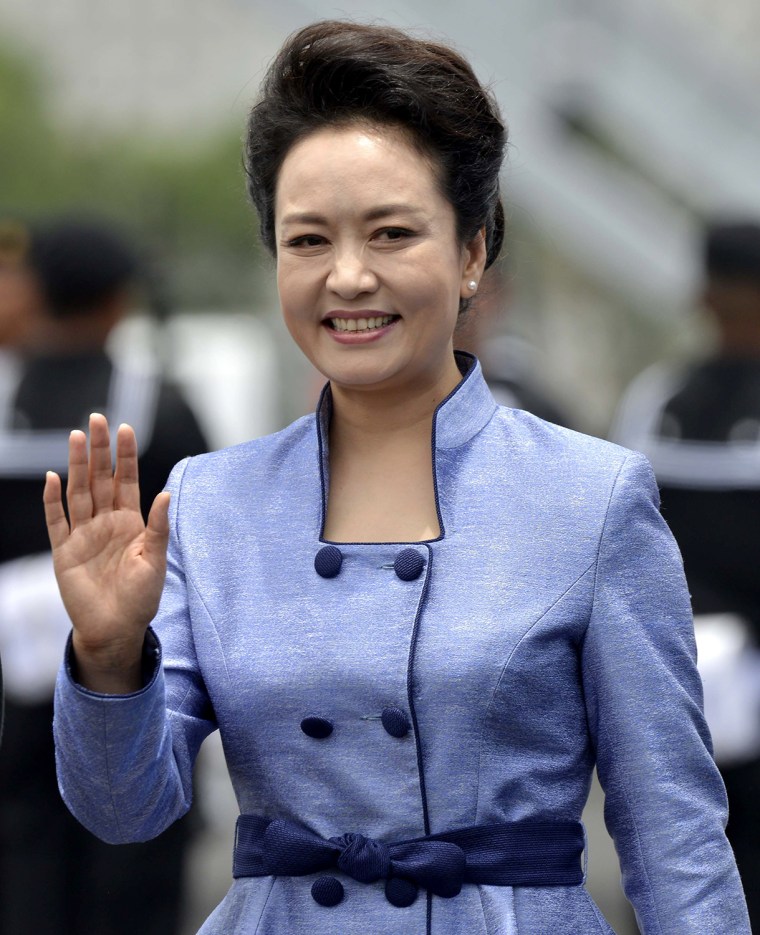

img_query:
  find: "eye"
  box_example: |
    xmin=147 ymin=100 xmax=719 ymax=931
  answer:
xmin=374 ymin=227 xmax=415 ymax=242
xmin=285 ymin=234 xmax=326 ymax=248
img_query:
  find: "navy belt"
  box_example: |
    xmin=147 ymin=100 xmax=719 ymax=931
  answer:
xmin=233 ymin=815 xmax=584 ymax=906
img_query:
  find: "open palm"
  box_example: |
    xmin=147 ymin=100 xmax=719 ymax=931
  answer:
xmin=43 ymin=413 xmax=170 ymax=690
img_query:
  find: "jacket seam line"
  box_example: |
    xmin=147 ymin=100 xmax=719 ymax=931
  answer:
xmin=186 ymin=575 xmax=230 ymax=684
xmin=173 ymin=457 xmax=230 ymax=685
xmin=476 ymin=885 xmax=491 ymax=935
xmin=588 ymin=453 xmax=632 ymax=605
xmin=583 ymin=887 xmax=615 ymax=933
xmin=252 ymin=876 xmax=277 ymax=935
xmin=473 ymin=558 xmax=596 ymax=819
xmin=589 ymin=452 xmax=665 ymax=935
xmin=169 ymin=682 xmax=196 ymax=719
xmin=614 ymin=779 xmax=665 ymax=935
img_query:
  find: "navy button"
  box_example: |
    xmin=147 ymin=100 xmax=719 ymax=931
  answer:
xmin=393 ymin=548 xmax=424 ymax=581
xmin=312 ymin=875 xmax=344 ymax=907
xmin=301 ymin=716 xmax=334 ymax=739
xmin=381 ymin=706 xmax=411 ymax=738
xmin=385 ymin=877 xmax=419 ymax=907
xmin=315 ymin=546 xmax=343 ymax=578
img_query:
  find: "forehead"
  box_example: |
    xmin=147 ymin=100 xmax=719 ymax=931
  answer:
xmin=275 ymin=124 xmax=445 ymax=219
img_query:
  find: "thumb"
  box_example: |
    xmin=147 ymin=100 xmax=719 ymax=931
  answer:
xmin=143 ymin=491 xmax=171 ymax=566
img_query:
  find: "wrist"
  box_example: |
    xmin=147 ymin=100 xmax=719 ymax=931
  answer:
xmin=70 ymin=631 xmax=147 ymax=694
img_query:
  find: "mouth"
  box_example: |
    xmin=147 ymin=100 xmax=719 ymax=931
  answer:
xmin=326 ymin=314 xmax=399 ymax=333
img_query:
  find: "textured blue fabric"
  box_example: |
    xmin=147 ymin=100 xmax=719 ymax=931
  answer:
xmin=53 ymin=356 xmax=750 ymax=933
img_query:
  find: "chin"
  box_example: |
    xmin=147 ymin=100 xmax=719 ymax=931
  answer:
xmin=328 ymin=371 xmax=396 ymax=392
xmin=321 ymin=359 xmax=405 ymax=392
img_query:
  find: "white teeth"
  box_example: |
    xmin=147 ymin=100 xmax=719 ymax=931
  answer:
xmin=330 ymin=315 xmax=394 ymax=332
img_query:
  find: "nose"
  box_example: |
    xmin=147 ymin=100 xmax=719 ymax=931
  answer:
xmin=326 ymin=248 xmax=378 ymax=299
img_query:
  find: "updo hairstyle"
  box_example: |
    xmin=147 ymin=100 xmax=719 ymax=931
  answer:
xmin=244 ymin=21 xmax=507 ymax=273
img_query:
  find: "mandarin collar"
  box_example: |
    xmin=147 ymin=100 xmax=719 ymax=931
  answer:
xmin=316 ymin=352 xmax=497 ymax=452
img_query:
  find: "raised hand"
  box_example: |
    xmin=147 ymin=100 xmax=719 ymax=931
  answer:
xmin=43 ymin=413 xmax=170 ymax=693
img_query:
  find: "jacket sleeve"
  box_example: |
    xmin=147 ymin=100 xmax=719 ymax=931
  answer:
xmin=53 ymin=457 xmax=216 ymax=844
xmin=582 ymin=452 xmax=750 ymax=934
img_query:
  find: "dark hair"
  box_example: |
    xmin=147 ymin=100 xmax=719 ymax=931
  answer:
xmin=704 ymin=220 xmax=760 ymax=284
xmin=244 ymin=21 xmax=507 ymax=274
xmin=27 ymin=217 xmax=139 ymax=318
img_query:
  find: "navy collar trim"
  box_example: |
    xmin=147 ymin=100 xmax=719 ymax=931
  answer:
xmin=315 ymin=353 xmax=497 ymax=543
xmin=316 ymin=353 xmax=496 ymax=452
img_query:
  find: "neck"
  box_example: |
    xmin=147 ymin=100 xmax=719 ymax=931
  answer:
xmin=328 ymin=354 xmax=464 ymax=452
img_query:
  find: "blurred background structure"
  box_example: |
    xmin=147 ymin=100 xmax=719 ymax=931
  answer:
xmin=2 ymin=0 xmax=760 ymax=431
xmin=1 ymin=0 xmax=759 ymax=932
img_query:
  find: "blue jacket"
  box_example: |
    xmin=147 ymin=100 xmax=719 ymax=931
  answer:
xmin=54 ymin=356 xmax=749 ymax=934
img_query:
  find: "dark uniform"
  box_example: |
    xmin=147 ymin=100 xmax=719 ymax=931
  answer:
xmin=0 ymin=349 xmax=208 ymax=935
xmin=0 ymin=211 xmax=211 ymax=934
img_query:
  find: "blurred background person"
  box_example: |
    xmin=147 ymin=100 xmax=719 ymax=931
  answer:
xmin=0 ymin=220 xmax=41 ymax=760
xmin=612 ymin=218 xmax=760 ymax=928
xmin=0 ymin=215 xmax=209 ymax=935
xmin=0 ymin=220 xmax=44 ymax=420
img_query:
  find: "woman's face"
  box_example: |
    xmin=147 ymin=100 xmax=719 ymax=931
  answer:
xmin=274 ymin=124 xmax=486 ymax=396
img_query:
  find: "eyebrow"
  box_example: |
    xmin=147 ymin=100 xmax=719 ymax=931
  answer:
xmin=280 ymin=204 xmax=425 ymax=226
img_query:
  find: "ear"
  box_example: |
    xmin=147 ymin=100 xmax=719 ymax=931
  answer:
xmin=460 ymin=227 xmax=488 ymax=299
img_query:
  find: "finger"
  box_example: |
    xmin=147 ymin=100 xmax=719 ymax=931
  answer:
xmin=43 ymin=471 xmax=70 ymax=550
xmin=88 ymin=413 xmax=115 ymax=514
xmin=66 ymin=429 xmax=94 ymax=529
xmin=113 ymin=423 xmax=141 ymax=513
xmin=143 ymin=491 xmax=170 ymax=567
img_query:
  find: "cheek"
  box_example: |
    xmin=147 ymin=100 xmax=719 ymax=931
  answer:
xmin=277 ymin=263 xmax=311 ymax=319
xmin=407 ymin=266 xmax=464 ymax=319
xmin=278 ymin=305 xmax=316 ymax=366
xmin=276 ymin=284 xmax=304 ymax=347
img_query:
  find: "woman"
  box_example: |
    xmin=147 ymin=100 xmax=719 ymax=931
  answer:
xmin=46 ymin=21 xmax=748 ymax=934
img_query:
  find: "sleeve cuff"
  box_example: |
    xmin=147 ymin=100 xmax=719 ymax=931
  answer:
xmin=63 ymin=627 xmax=162 ymax=699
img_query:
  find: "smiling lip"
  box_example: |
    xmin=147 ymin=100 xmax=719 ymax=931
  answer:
xmin=323 ymin=310 xmax=400 ymax=344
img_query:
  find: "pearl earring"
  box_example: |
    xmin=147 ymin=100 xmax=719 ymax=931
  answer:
xmin=467 ymin=280 xmax=478 ymax=291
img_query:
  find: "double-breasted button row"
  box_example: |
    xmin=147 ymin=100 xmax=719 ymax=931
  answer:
xmin=300 ymin=706 xmax=410 ymax=739
xmin=314 ymin=546 xmax=425 ymax=581
xmin=311 ymin=874 xmax=419 ymax=908
xmin=300 ymin=716 xmax=334 ymax=739
xmin=311 ymin=875 xmax=344 ymax=907
xmin=380 ymin=707 xmax=411 ymax=738
xmin=314 ymin=545 xmax=343 ymax=578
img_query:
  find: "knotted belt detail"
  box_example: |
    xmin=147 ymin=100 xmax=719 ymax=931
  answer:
xmin=233 ymin=814 xmax=584 ymax=900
